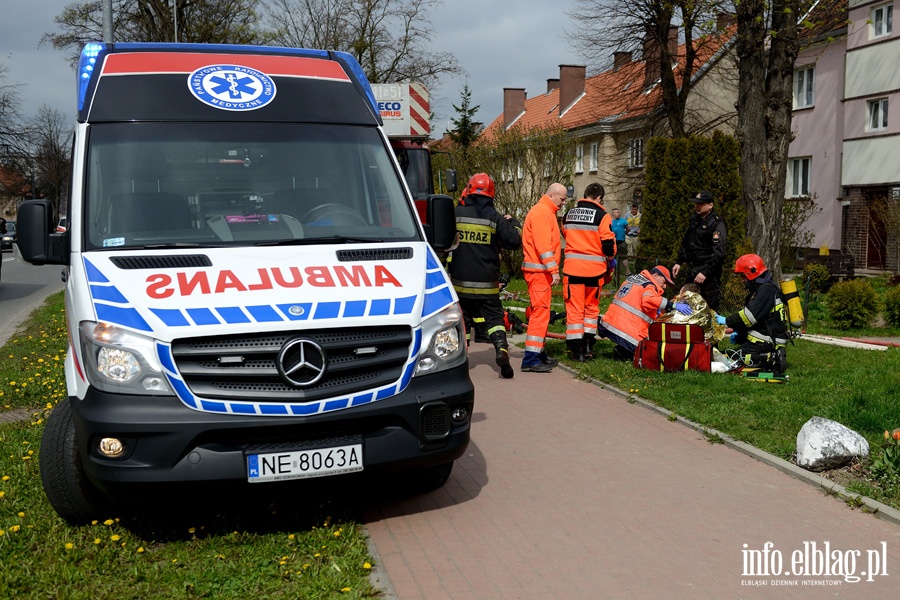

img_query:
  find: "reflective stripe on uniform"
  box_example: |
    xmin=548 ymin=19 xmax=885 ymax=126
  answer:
xmin=611 ymin=298 xmax=654 ymax=324
xmin=600 ymin=320 xmax=641 ymax=347
xmin=564 ymin=253 xmax=608 ymax=263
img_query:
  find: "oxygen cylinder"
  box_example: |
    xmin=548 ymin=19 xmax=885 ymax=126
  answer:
xmin=780 ymin=277 xmax=804 ymax=328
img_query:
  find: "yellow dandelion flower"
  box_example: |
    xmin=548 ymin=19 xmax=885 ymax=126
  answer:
xmin=314 ymin=553 xmax=321 ymax=558
xmin=172 ymin=559 xmax=178 ymax=564
xmin=9 ymin=525 xmax=19 ymax=533
xmin=188 ymin=527 xmax=196 ymax=534
xmin=341 ymin=587 xmax=351 ymax=593
xmin=17 ymin=512 xmax=24 ymax=518
xmin=0 ymin=491 xmax=5 ymax=498
xmin=94 ymin=538 xmax=101 ymax=545
xmin=121 ymin=542 xmax=126 ymax=547
xmin=0 ymin=530 xmax=5 ymax=536
xmin=363 ymin=562 xmax=372 ymax=570
xmin=279 ymin=560 xmax=287 ymax=566
xmin=1 ymin=475 xmax=9 ymax=481
xmin=91 ymin=520 xmax=98 ymax=525
xmin=21 ymin=456 xmax=31 ymax=461
xmin=111 ymin=534 xmax=120 ymax=542
xmin=215 ymin=554 xmax=225 ymax=559
xmin=138 ymin=547 xmax=145 ymax=553
xmin=65 ymin=542 xmax=74 ymax=549
xmin=103 ymin=519 xmax=114 ymax=526
xmin=288 ymin=534 xmax=295 ymax=540
xmin=334 ymin=530 xmax=341 ymax=537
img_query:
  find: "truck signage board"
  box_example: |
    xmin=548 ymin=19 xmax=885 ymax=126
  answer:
xmin=371 ymin=82 xmax=430 ymax=138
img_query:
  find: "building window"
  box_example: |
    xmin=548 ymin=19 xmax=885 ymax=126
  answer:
xmin=872 ymin=3 xmax=893 ymax=38
xmin=793 ymin=66 xmax=815 ymax=108
xmin=589 ymin=143 xmax=599 ymax=172
xmin=868 ymin=98 xmax=889 ymax=131
xmin=575 ymin=144 xmax=584 ymax=174
xmin=628 ymin=138 xmax=644 ymax=168
xmin=789 ymin=157 xmax=811 ymax=197
xmin=517 ymin=161 xmax=524 ymax=180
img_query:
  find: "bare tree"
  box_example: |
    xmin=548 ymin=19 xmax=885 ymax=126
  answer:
xmin=43 ymin=0 xmax=265 ymax=64
xmin=566 ymin=0 xmax=732 ymax=138
xmin=265 ymin=0 xmax=462 ymax=87
xmin=735 ymin=0 xmax=813 ymax=278
xmin=25 ymin=106 xmax=73 ymax=215
xmin=0 ymin=63 xmax=24 ymax=153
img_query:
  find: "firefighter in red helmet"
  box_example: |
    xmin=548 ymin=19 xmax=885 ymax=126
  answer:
xmin=447 ymin=173 xmax=522 ymax=379
xmin=719 ymin=254 xmax=790 ymax=376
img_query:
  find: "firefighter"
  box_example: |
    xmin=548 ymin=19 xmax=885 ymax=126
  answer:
xmin=520 ymin=182 xmax=568 ymax=372
xmin=672 ymin=190 xmax=728 ymax=311
xmin=599 ymin=266 xmax=692 ymax=360
xmin=718 ymin=254 xmax=790 ymax=376
xmin=561 ymin=183 xmax=617 ymax=361
xmin=448 ymin=173 xmax=522 ymax=379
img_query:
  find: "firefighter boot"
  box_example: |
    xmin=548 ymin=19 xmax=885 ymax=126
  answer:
xmin=773 ymin=346 xmax=787 ymax=376
xmin=490 ymin=331 xmax=515 ymax=379
xmin=566 ymin=339 xmax=586 ymax=362
xmin=583 ymin=333 xmax=596 ymax=360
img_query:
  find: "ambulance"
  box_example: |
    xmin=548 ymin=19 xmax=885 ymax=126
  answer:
xmin=15 ymin=42 xmax=473 ymax=524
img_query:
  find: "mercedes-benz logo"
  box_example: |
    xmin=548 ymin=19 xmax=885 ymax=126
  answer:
xmin=277 ymin=338 xmax=326 ymax=387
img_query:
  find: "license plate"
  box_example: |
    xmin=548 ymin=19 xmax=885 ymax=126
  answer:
xmin=247 ymin=444 xmax=363 ymax=482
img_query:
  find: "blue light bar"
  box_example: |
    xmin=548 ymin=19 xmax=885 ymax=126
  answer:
xmin=77 ymin=42 xmax=106 ymax=112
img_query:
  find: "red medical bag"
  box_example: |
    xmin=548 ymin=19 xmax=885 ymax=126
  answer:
xmin=633 ymin=323 xmax=712 ymax=373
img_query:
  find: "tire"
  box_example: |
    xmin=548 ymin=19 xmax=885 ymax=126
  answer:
xmin=39 ymin=399 xmax=110 ymax=524
xmin=411 ymin=461 xmax=454 ymax=493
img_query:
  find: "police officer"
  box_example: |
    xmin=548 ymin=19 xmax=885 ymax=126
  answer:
xmin=448 ymin=173 xmax=522 ymax=379
xmin=672 ymin=190 xmax=727 ymax=310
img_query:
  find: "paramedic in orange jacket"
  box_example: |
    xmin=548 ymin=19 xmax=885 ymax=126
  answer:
xmin=599 ymin=266 xmax=693 ymax=360
xmin=562 ymin=182 xmax=617 ymax=361
xmin=520 ymin=182 xmax=568 ymax=372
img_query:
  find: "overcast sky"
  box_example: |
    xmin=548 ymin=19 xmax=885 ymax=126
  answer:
xmin=0 ymin=0 xmax=583 ymax=136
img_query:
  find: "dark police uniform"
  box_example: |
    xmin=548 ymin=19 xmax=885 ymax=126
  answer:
xmin=675 ymin=207 xmax=727 ymax=310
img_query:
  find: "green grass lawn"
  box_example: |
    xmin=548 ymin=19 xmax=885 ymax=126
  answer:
xmin=0 ymin=292 xmax=377 ymax=599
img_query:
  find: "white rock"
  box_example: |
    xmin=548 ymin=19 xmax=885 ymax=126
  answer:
xmin=796 ymin=416 xmax=870 ymax=472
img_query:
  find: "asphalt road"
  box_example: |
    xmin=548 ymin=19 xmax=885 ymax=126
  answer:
xmin=0 ymin=249 xmax=67 ymax=347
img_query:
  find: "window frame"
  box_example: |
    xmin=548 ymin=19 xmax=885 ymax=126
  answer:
xmin=628 ymin=138 xmax=644 ymax=169
xmin=589 ymin=142 xmax=599 ymax=172
xmin=793 ymin=65 xmax=815 ymax=109
xmin=575 ymin=144 xmax=584 ymax=174
xmin=788 ymin=157 xmax=811 ymax=198
xmin=872 ymin=3 xmax=894 ymax=38
xmin=867 ymin=98 xmax=889 ymax=131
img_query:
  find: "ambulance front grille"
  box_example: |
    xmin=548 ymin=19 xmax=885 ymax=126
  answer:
xmin=171 ymin=326 xmax=413 ymax=403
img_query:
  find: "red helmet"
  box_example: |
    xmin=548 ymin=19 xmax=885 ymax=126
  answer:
xmin=734 ymin=254 xmax=767 ymax=280
xmin=466 ymin=173 xmax=495 ymax=199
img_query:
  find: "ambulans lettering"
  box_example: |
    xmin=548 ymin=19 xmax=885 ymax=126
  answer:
xmin=145 ymin=265 xmax=401 ymax=298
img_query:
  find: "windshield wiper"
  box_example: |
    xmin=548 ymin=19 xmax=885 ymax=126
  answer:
xmin=139 ymin=242 xmax=206 ymax=248
xmin=256 ymin=236 xmax=383 ymax=246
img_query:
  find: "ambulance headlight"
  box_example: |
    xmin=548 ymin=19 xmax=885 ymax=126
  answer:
xmin=79 ymin=322 xmax=174 ymax=395
xmin=415 ymin=303 xmax=466 ymax=376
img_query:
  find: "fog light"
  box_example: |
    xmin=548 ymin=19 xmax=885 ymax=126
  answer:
xmin=451 ymin=406 xmax=470 ymax=424
xmin=98 ymin=437 xmax=125 ymax=457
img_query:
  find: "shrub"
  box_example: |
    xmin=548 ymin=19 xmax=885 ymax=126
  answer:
xmin=803 ymin=262 xmax=832 ymax=294
xmin=825 ymin=278 xmax=881 ymax=329
xmin=884 ymin=284 xmax=900 ymax=328
xmin=871 ymin=429 xmax=900 ymax=481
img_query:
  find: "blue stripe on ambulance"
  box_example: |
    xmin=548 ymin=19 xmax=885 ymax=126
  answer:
xmin=421 ymin=246 xmax=454 ymax=318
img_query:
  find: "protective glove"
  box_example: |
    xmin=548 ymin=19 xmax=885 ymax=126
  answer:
xmin=673 ymin=302 xmax=693 ymax=316
xmin=729 ymin=332 xmax=739 ymax=344
xmin=715 ymin=314 xmax=727 ymax=326
xmin=608 ymin=258 xmax=617 ymax=270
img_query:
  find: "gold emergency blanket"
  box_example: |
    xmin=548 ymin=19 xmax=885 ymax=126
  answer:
xmin=654 ymin=291 xmax=727 ymax=343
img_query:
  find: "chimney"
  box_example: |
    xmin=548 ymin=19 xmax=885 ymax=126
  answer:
xmin=613 ymin=51 xmax=632 ymax=71
xmin=717 ymin=12 xmax=736 ymax=30
xmin=546 ymin=78 xmax=560 ymax=93
xmin=503 ymin=88 xmax=526 ymax=129
xmin=558 ymin=64 xmax=586 ymax=116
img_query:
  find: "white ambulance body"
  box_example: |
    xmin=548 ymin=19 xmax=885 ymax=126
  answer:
xmin=16 ymin=42 xmax=472 ymax=524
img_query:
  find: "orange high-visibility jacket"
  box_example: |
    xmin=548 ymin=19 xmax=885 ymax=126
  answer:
xmin=600 ymin=270 xmax=674 ymax=349
xmin=521 ymin=195 xmax=561 ymax=274
xmin=562 ymin=198 xmax=617 ymax=278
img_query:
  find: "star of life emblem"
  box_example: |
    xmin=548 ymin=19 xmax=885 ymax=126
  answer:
xmin=188 ymin=64 xmax=276 ymax=111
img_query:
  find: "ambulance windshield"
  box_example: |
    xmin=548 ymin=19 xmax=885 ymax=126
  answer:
xmin=83 ymin=122 xmax=420 ymax=249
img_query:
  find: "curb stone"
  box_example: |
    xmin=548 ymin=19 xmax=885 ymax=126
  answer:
xmin=560 ymin=363 xmax=900 ymax=528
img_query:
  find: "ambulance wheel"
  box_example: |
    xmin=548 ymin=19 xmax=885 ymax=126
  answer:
xmin=301 ymin=203 xmax=368 ymax=226
xmin=411 ymin=461 xmax=454 ymax=493
xmin=39 ymin=399 xmax=110 ymax=525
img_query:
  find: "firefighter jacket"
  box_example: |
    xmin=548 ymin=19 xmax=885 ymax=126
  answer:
xmin=521 ymin=195 xmax=562 ymax=274
xmin=675 ymin=209 xmax=727 ymax=278
xmin=600 ymin=269 xmax=676 ymax=351
xmin=724 ymin=272 xmax=789 ymax=349
xmin=448 ymin=193 xmax=522 ymax=298
xmin=562 ymin=198 xmax=617 ymax=279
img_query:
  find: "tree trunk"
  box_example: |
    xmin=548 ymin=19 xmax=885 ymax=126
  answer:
xmin=735 ymin=0 xmax=803 ymax=279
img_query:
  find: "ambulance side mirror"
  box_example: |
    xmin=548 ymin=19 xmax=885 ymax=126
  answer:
xmin=425 ymin=194 xmax=456 ymax=251
xmin=16 ymin=199 xmax=67 ymax=266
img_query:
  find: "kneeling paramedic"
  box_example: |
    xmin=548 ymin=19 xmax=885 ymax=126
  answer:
xmin=716 ymin=254 xmax=789 ymax=376
xmin=448 ymin=173 xmax=522 ymax=379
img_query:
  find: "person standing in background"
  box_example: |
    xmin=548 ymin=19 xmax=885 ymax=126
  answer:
xmin=520 ymin=182 xmax=567 ymax=372
xmin=561 ymin=183 xmax=616 ymax=361
xmin=610 ymin=207 xmax=628 ymax=280
xmin=625 ymin=203 xmax=641 ymax=274
xmin=672 ymin=190 xmax=728 ymax=311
